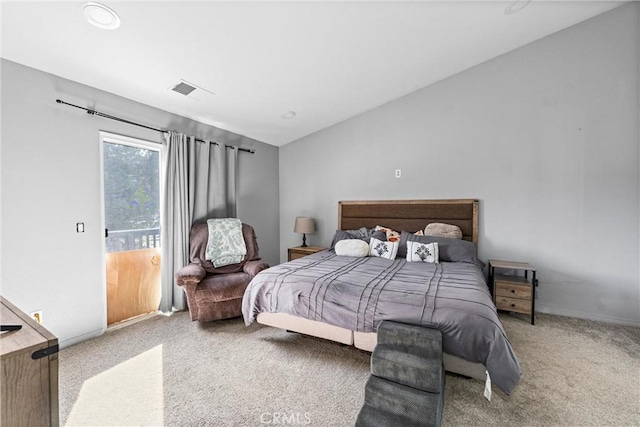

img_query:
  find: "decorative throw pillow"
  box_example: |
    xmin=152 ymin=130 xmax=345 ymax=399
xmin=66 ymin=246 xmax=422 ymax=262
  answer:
xmin=330 ymin=229 xmax=386 ymax=250
xmin=406 ymin=241 xmax=439 ymax=263
xmin=395 ymin=230 xmax=429 ymax=258
xmin=374 ymin=225 xmax=401 ymax=242
xmin=369 ymin=237 xmax=398 ymax=260
xmin=334 ymin=239 xmax=369 ymax=257
xmin=345 ymin=227 xmax=373 ymax=240
xmin=397 ymin=230 xmax=483 ymax=269
xmin=424 ymin=223 xmax=463 ymax=240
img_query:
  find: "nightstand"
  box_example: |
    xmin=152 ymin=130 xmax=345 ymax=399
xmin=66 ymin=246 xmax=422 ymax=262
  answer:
xmin=488 ymin=260 xmax=538 ymax=325
xmin=288 ymin=246 xmax=326 ymax=261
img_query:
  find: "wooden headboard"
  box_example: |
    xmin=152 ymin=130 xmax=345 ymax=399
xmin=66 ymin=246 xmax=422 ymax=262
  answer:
xmin=338 ymin=199 xmax=479 ymax=244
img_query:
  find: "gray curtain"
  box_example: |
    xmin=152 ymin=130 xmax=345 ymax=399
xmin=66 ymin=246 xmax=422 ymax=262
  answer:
xmin=226 ymin=146 xmax=238 ymax=218
xmin=160 ymin=131 xmax=238 ymax=312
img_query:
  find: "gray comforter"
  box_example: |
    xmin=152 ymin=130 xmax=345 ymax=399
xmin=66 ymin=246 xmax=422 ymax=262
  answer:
xmin=242 ymin=251 xmax=521 ymax=395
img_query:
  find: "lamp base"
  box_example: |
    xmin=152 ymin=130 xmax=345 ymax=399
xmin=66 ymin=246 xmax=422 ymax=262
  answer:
xmin=301 ymin=234 xmax=308 ymax=247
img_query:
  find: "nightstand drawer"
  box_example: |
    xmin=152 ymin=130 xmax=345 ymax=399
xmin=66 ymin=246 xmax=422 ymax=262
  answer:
xmin=289 ymin=252 xmax=307 ymax=261
xmin=288 ymin=246 xmax=326 ymax=262
xmin=496 ymin=296 xmax=532 ymax=315
xmin=495 ymin=282 xmax=531 ymax=300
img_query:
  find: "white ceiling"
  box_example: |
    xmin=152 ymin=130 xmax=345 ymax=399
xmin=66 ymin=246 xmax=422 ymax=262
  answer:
xmin=0 ymin=1 xmax=626 ymax=146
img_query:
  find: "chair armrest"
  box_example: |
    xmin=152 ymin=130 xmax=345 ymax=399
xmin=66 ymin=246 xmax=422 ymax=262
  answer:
xmin=243 ymin=260 xmax=270 ymax=277
xmin=175 ymin=264 xmax=206 ymax=286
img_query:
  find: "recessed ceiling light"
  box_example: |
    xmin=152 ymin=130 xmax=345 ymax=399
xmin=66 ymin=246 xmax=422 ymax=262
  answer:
xmin=82 ymin=2 xmax=121 ymax=30
xmin=504 ymin=0 xmax=532 ymax=15
xmin=281 ymin=111 xmax=296 ymax=120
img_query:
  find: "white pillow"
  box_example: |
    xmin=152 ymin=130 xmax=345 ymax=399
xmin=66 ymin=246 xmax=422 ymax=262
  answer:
xmin=406 ymin=241 xmax=439 ymax=263
xmin=369 ymin=237 xmax=398 ymax=260
xmin=335 ymin=239 xmax=369 ymax=257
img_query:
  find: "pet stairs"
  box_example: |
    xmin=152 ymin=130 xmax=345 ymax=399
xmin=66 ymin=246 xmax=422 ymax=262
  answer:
xmin=356 ymin=321 xmax=445 ymax=427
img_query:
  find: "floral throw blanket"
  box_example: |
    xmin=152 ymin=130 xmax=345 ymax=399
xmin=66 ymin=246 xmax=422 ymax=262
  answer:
xmin=205 ymin=218 xmax=247 ymax=268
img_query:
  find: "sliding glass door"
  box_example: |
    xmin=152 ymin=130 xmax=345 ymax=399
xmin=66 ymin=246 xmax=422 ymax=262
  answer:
xmin=101 ymin=132 xmax=162 ymax=326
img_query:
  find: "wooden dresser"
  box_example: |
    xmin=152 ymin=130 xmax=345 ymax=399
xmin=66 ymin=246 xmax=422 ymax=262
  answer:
xmin=1 ymin=296 xmax=59 ymax=426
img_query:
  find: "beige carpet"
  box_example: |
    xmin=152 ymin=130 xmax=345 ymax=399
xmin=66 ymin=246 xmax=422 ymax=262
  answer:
xmin=59 ymin=311 xmax=640 ymax=426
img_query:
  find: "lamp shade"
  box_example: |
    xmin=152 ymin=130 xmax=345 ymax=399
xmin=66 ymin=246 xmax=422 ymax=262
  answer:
xmin=294 ymin=217 xmax=315 ymax=234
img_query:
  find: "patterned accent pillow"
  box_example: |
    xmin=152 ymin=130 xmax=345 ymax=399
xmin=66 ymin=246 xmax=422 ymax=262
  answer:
xmin=395 ymin=230 xmax=427 ymax=258
xmin=406 ymin=241 xmax=439 ymax=263
xmin=374 ymin=225 xmax=401 ymax=242
xmin=369 ymin=237 xmax=398 ymax=260
xmin=397 ymin=230 xmax=483 ymax=269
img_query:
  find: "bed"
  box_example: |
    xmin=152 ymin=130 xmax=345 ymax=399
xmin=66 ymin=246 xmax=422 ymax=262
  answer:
xmin=242 ymin=199 xmax=521 ymax=395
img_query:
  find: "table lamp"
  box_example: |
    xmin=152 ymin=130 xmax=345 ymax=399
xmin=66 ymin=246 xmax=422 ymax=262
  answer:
xmin=294 ymin=217 xmax=315 ymax=247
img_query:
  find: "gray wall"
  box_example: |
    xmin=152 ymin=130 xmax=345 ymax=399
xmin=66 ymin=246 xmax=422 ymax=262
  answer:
xmin=280 ymin=4 xmax=639 ymax=325
xmin=1 ymin=59 xmax=280 ymax=347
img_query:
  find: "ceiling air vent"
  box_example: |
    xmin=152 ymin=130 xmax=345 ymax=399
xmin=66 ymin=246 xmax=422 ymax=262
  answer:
xmin=171 ymin=81 xmax=197 ymax=96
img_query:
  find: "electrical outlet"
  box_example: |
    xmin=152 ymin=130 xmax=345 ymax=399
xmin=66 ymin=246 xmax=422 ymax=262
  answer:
xmin=395 ymin=169 xmax=402 ymax=178
xmin=30 ymin=310 xmax=43 ymax=324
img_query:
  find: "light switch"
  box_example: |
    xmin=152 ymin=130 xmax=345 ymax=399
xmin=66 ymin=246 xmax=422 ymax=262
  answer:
xmin=77 ymin=222 xmax=85 ymax=233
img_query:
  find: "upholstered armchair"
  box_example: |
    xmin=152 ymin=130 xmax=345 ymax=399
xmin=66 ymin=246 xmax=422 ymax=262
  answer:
xmin=176 ymin=222 xmax=269 ymax=322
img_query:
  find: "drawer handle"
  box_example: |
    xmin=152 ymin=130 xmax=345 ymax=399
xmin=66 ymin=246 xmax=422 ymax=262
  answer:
xmin=511 ymin=290 xmax=515 ymax=293
xmin=511 ymin=303 xmax=516 ymax=307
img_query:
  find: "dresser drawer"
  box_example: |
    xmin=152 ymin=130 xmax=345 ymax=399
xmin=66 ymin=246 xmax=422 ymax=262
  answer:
xmin=496 ymin=296 xmax=532 ymax=315
xmin=495 ymin=282 xmax=532 ymax=300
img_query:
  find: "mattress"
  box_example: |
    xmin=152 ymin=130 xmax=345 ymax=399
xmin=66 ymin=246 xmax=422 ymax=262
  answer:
xmin=242 ymin=250 xmax=521 ymax=394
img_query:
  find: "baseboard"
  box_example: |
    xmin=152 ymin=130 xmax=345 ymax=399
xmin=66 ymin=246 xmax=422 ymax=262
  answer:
xmin=59 ymin=327 xmax=105 ymax=349
xmin=536 ymin=307 xmax=640 ymax=327
xmin=107 ymin=311 xmax=160 ymax=332
xmin=58 ymin=312 xmax=169 ymax=349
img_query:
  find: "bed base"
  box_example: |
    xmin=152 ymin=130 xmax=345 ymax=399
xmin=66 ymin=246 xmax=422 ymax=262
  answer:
xmin=257 ymin=312 xmax=486 ymax=381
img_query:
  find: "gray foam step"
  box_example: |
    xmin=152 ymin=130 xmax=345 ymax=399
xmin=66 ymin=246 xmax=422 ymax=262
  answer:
xmin=356 ymin=402 xmax=423 ymax=427
xmin=376 ymin=321 xmax=442 ymax=361
xmin=371 ymin=344 xmax=443 ymax=393
xmin=356 ymin=375 xmax=444 ymax=427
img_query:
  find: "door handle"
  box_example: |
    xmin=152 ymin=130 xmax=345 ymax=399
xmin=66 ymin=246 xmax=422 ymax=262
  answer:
xmin=105 ymin=229 xmax=109 ymax=238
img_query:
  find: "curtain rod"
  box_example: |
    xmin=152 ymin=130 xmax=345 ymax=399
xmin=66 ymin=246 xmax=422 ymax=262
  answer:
xmin=55 ymin=99 xmax=255 ymax=154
